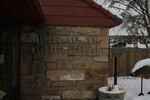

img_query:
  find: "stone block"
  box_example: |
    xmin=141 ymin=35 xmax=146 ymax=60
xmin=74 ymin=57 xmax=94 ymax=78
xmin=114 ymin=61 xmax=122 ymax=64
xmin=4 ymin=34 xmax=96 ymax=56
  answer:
xmin=32 ymin=62 xmax=46 ymax=75
xmin=21 ymin=80 xmax=52 ymax=96
xmin=43 ymin=55 xmax=69 ymax=62
xmin=47 ymin=62 xmax=56 ymax=70
xmin=62 ymin=90 xmax=96 ymax=99
xmin=92 ymin=57 xmax=108 ymax=62
xmin=54 ymin=26 xmax=109 ymax=36
xmin=46 ymin=87 xmax=63 ymax=95
xmin=56 ymin=60 xmax=72 ymax=69
xmin=42 ymin=95 xmax=61 ymax=100
xmin=72 ymin=27 xmax=101 ymax=34
xmin=77 ymin=80 xmax=103 ymax=90
xmin=72 ymin=63 xmax=101 ymax=70
xmin=71 ymin=56 xmax=92 ymax=63
xmin=51 ymin=81 xmax=76 ymax=87
xmin=86 ymin=70 xmax=108 ymax=81
xmin=101 ymin=28 xmax=109 ymax=35
xmin=34 ymin=80 xmax=51 ymax=89
xmin=97 ymin=37 xmax=109 ymax=48
xmin=21 ymin=80 xmax=34 ymax=88
xmin=21 ymin=96 xmax=41 ymax=100
xmin=97 ymin=49 xmax=109 ymax=56
xmin=47 ymin=70 xmax=85 ymax=81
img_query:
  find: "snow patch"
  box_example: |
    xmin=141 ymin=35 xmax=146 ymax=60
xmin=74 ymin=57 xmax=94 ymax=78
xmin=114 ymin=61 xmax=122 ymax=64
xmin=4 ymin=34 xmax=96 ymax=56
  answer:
xmin=108 ymin=77 xmax=150 ymax=100
xmin=133 ymin=96 xmax=150 ymax=100
xmin=131 ymin=58 xmax=150 ymax=73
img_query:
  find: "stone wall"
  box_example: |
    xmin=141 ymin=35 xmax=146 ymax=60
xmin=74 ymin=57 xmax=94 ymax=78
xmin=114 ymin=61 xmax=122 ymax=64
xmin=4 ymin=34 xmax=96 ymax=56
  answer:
xmin=21 ymin=26 xmax=109 ymax=100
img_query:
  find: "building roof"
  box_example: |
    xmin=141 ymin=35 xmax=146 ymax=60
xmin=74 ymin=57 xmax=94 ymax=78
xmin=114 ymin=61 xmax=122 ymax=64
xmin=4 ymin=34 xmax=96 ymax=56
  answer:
xmin=39 ymin=0 xmax=122 ymax=27
xmin=0 ymin=0 xmax=122 ymax=27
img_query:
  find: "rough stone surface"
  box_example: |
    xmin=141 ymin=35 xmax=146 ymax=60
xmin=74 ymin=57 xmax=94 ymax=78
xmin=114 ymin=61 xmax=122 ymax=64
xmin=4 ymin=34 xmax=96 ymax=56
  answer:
xmin=51 ymin=81 xmax=77 ymax=87
xmin=77 ymin=80 xmax=104 ymax=90
xmin=41 ymin=95 xmax=61 ymax=100
xmin=21 ymin=26 xmax=109 ymax=100
xmin=46 ymin=62 xmax=56 ymax=70
xmin=86 ymin=70 xmax=109 ymax=80
xmin=62 ymin=90 xmax=96 ymax=99
xmin=47 ymin=70 xmax=85 ymax=81
xmin=72 ymin=62 xmax=102 ymax=70
xmin=56 ymin=60 xmax=72 ymax=69
xmin=93 ymin=57 xmax=108 ymax=62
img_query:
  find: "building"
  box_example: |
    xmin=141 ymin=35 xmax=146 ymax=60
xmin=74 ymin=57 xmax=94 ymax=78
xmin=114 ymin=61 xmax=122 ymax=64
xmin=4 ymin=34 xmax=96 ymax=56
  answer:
xmin=0 ymin=0 xmax=121 ymax=100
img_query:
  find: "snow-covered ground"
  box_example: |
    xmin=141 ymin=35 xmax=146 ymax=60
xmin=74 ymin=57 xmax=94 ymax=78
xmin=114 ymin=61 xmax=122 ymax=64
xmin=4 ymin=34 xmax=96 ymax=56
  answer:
xmin=108 ymin=77 xmax=150 ymax=100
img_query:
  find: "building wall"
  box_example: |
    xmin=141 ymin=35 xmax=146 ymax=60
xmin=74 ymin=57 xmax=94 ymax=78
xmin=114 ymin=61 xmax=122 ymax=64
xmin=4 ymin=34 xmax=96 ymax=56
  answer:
xmin=20 ymin=26 xmax=109 ymax=100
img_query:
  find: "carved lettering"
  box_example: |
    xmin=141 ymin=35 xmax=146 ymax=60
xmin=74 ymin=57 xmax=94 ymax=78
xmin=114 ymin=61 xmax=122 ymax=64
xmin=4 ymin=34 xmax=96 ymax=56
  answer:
xmin=29 ymin=33 xmax=106 ymax=56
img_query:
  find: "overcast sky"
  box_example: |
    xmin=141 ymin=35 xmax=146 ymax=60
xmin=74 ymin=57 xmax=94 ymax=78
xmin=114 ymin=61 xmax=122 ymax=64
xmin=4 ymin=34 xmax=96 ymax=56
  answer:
xmin=94 ymin=0 xmax=128 ymax=36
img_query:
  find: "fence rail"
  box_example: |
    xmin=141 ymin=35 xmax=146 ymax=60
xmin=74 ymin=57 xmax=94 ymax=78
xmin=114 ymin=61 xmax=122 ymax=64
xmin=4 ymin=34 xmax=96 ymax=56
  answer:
xmin=109 ymin=48 xmax=150 ymax=76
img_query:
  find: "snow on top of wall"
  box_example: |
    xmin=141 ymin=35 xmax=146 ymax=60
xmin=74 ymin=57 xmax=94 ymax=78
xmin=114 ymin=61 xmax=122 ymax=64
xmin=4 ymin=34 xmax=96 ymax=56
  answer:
xmin=137 ymin=42 xmax=147 ymax=49
xmin=110 ymin=42 xmax=148 ymax=48
xmin=126 ymin=43 xmax=148 ymax=49
xmin=131 ymin=58 xmax=150 ymax=73
xmin=125 ymin=44 xmax=135 ymax=48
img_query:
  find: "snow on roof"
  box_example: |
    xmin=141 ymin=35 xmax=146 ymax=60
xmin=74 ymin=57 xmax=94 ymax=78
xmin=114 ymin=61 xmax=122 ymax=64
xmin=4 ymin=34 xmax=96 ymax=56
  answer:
xmin=131 ymin=58 xmax=150 ymax=73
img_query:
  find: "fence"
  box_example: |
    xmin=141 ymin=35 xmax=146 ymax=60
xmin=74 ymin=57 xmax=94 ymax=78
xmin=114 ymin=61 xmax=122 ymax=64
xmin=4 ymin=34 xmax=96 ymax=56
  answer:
xmin=109 ymin=48 xmax=150 ymax=76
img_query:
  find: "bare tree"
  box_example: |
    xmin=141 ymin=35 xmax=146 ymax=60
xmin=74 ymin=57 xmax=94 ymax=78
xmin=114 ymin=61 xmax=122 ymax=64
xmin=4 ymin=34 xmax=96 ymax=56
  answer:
xmin=96 ymin=0 xmax=150 ymax=48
